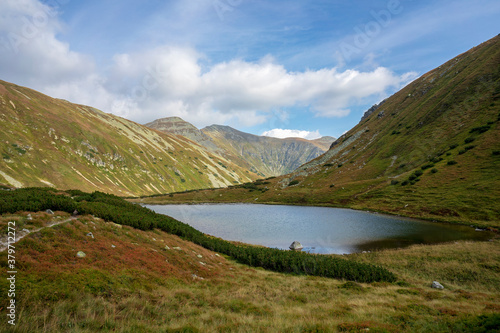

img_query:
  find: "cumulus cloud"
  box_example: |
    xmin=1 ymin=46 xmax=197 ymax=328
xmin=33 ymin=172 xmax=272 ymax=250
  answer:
xmin=262 ymin=129 xmax=322 ymax=140
xmin=106 ymin=47 xmax=416 ymax=126
xmin=0 ymin=0 xmax=417 ymax=130
xmin=0 ymin=0 xmax=95 ymax=88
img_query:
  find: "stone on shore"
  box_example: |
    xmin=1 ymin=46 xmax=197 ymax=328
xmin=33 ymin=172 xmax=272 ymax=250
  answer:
xmin=289 ymin=241 xmax=304 ymax=251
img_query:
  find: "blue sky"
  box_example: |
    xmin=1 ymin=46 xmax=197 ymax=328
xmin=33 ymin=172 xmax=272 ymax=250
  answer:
xmin=0 ymin=0 xmax=499 ymax=139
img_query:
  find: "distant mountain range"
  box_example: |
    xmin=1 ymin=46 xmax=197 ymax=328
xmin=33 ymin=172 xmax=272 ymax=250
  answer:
xmin=150 ymin=35 xmax=500 ymax=225
xmin=145 ymin=117 xmax=335 ymax=177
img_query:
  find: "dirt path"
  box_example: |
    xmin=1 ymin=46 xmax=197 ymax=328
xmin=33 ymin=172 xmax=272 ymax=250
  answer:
xmin=0 ymin=216 xmax=78 ymax=252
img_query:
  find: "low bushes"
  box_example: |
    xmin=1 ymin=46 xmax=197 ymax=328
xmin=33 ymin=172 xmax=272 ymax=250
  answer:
xmin=0 ymin=188 xmax=397 ymax=283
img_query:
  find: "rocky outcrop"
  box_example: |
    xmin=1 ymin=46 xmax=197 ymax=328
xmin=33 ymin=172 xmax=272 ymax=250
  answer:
xmin=360 ymin=99 xmax=386 ymax=122
xmin=431 ymin=281 xmax=444 ymax=289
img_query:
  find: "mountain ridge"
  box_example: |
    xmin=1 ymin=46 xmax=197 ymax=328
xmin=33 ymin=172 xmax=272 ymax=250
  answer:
xmin=146 ymin=117 xmax=335 ymax=177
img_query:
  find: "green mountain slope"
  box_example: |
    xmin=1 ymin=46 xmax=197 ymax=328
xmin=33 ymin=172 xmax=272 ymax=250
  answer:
xmin=0 ymin=80 xmax=259 ymax=195
xmin=273 ymin=35 xmax=500 ymax=223
xmin=146 ymin=117 xmax=335 ymax=177
xmin=144 ymin=35 xmax=500 ymax=226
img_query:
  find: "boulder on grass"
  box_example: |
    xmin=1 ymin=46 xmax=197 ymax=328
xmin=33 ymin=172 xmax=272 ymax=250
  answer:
xmin=431 ymin=281 xmax=444 ymax=289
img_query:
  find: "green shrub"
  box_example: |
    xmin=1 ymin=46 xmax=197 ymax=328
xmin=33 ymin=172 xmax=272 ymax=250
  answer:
xmin=447 ymin=160 xmax=458 ymax=165
xmin=421 ymin=163 xmax=434 ymax=170
xmin=431 ymin=168 xmax=438 ymax=173
xmin=288 ymin=180 xmax=300 ymax=186
xmin=469 ymin=125 xmax=490 ymax=134
xmin=464 ymin=137 xmax=476 ymax=144
xmin=452 ymin=313 xmax=500 ymax=333
xmin=410 ymin=178 xmax=420 ymax=185
xmin=390 ymin=180 xmax=399 ymax=185
xmin=430 ymin=156 xmax=444 ymax=163
xmin=339 ymin=281 xmax=364 ymax=292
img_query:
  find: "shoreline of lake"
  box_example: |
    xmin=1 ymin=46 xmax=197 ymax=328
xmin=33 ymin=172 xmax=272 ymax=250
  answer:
xmin=135 ymin=198 xmax=499 ymax=232
xmin=144 ymin=203 xmax=495 ymax=255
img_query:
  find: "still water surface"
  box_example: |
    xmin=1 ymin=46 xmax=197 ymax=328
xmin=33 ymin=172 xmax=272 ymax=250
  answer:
xmin=145 ymin=204 xmax=492 ymax=254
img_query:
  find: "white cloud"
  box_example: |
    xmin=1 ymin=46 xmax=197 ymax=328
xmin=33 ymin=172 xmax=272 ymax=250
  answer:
xmin=262 ymin=129 xmax=322 ymax=140
xmin=0 ymin=0 xmax=417 ymax=130
xmin=0 ymin=0 xmax=95 ymax=88
xmin=106 ymin=47 xmax=416 ymax=125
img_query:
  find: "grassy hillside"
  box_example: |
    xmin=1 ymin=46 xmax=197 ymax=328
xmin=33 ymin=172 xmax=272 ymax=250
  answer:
xmin=0 ymin=81 xmax=260 ymax=196
xmin=142 ymin=36 xmax=500 ymax=227
xmin=1 ymin=191 xmax=498 ymax=332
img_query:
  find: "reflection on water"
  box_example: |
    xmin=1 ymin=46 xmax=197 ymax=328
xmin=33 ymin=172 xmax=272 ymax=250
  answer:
xmin=145 ymin=204 xmax=493 ymax=254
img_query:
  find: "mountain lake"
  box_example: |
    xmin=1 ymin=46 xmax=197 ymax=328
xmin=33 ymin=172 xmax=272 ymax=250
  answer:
xmin=145 ymin=204 xmax=493 ymax=254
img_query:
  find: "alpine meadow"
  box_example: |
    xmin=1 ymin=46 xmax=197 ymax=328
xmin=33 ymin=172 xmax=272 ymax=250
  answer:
xmin=1 ymin=1 xmax=500 ymax=332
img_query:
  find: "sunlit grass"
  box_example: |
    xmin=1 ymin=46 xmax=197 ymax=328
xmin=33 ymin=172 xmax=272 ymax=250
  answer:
xmin=0 ymin=212 xmax=498 ymax=332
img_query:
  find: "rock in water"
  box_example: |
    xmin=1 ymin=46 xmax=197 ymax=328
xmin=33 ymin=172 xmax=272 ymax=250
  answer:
xmin=431 ymin=281 xmax=444 ymax=289
xmin=289 ymin=241 xmax=304 ymax=251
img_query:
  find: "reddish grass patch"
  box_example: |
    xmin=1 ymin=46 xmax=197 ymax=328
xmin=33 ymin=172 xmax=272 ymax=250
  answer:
xmin=14 ymin=215 xmax=234 ymax=286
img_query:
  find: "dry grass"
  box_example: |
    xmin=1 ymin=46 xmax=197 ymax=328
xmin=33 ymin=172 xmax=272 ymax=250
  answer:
xmin=0 ymin=212 xmax=498 ymax=332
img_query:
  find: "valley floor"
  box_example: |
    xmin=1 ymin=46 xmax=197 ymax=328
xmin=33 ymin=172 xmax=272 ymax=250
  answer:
xmin=0 ymin=211 xmax=499 ymax=332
